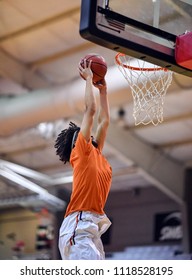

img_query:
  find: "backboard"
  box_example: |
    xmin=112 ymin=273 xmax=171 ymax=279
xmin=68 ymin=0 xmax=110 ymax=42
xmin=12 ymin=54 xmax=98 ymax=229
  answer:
xmin=80 ymin=0 xmax=192 ymax=77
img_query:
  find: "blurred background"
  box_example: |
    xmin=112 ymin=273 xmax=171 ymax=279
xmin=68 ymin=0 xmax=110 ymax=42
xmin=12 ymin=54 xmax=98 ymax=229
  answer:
xmin=0 ymin=0 xmax=192 ymax=260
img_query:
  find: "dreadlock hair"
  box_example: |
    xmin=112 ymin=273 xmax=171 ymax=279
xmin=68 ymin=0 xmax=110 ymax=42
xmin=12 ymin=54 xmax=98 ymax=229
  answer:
xmin=54 ymin=122 xmax=80 ymax=164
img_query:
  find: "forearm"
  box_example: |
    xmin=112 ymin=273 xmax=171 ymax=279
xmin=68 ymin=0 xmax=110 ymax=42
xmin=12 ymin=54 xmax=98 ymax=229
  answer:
xmin=98 ymin=87 xmax=110 ymax=126
xmin=85 ymin=77 xmax=96 ymax=115
xmin=95 ymin=87 xmax=110 ymax=150
xmin=79 ymin=60 xmax=97 ymax=142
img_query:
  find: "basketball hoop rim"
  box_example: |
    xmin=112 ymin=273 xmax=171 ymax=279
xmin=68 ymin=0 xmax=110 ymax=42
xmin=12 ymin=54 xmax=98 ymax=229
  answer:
xmin=115 ymin=53 xmax=169 ymax=72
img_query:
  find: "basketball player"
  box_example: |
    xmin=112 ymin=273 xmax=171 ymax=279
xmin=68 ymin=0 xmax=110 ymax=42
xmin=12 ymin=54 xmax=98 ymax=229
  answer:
xmin=55 ymin=59 xmax=112 ymax=260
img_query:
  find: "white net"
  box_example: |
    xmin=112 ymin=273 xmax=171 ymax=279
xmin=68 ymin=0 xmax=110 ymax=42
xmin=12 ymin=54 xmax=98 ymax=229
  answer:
xmin=115 ymin=54 xmax=173 ymax=126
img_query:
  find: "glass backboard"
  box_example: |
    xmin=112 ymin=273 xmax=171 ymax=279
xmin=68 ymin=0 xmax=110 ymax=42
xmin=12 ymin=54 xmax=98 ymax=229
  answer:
xmin=80 ymin=0 xmax=192 ymax=77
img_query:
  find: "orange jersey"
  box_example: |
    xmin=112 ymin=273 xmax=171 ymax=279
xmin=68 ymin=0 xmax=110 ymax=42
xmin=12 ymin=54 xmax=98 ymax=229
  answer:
xmin=65 ymin=131 xmax=112 ymax=217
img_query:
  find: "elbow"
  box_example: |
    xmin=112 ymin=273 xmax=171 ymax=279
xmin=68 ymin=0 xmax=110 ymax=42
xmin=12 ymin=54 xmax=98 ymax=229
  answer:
xmin=99 ymin=113 xmax=110 ymax=126
xmin=102 ymin=117 xmax=110 ymax=129
xmin=105 ymin=118 xmax=110 ymax=128
xmin=86 ymin=104 xmax=96 ymax=116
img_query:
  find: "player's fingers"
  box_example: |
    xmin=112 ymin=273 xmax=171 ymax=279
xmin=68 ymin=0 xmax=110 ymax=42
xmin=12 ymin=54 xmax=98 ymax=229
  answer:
xmin=83 ymin=59 xmax=87 ymax=68
xmin=88 ymin=60 xmax=92 ymax=69
xmin=78 ymin=61 xmax=83 ymax=70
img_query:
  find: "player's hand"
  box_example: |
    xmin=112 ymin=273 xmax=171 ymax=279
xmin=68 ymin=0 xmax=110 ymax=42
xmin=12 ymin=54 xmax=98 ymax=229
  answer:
xmin=78 ymin=59 xmax=93 ymax=80
xmin=93 ymin=78 xmax=107 ymax=94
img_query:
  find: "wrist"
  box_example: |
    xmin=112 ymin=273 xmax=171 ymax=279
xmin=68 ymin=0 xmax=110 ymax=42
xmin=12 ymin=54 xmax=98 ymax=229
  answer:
xmin=86 ymin=76 xmax=92 ymax=81
xmin=100 ymin=87 xmax=107 ymax=94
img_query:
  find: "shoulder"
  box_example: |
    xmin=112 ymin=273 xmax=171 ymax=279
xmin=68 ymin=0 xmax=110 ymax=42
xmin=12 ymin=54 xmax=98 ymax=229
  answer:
xmin=70 ymin=131 xmax=93 ymax=162
xmin=77 ymin=131 xmax=91 ymax=146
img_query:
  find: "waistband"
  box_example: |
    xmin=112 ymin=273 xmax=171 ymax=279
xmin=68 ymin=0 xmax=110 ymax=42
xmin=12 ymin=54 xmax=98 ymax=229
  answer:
xmin=60 ymin=211 xmax=111 ymax=237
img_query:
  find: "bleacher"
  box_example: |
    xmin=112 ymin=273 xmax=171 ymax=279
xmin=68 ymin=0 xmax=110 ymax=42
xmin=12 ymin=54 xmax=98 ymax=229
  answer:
xmin=106 ymin=245 xmax=191 ymax=260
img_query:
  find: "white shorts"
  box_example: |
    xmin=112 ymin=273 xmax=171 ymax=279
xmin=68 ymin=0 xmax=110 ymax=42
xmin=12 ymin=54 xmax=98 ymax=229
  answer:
xmin=58 ymin=211 xmax=111 ymax=260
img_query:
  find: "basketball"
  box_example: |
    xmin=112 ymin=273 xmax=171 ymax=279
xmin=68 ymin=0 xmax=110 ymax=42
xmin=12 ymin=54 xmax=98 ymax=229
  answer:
xmin=79 ymin=53 xmax=107 ymax=83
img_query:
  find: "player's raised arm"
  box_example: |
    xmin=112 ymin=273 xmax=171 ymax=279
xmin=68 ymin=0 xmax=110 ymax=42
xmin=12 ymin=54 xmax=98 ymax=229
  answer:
xmin=78 ymin=59 xmax=96 ymax=142
xmin=94 ymin=79 xmax=110 ymax=151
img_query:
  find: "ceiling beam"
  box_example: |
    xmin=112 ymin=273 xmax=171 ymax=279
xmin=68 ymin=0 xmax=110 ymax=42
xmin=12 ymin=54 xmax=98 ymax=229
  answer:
xmin=107 ymin=122 xmax=184 ymax=204
xmin=164 ymin=0 xmax=191 ymax=18
xmin=36 ymin=163 xmax=65 ymax=172
xmin=0 ymin=167 xmax=65 ymax=210
xmin=159 ymin=138 xmax=192 ymax=148
xmin=28 ymin=42 xmax=94 ymax=69
xmin=180 ymin=0 xmax=192 ymax=4
xmin=0 ymin=7 xmax=80 ymax=43
xmin=0 ymin=49 xmax=50 ymax=89
xmin=0 ymin=144 xmax=50 ymax=157
xmin=0 ymin=160 xmax=50 ymax=182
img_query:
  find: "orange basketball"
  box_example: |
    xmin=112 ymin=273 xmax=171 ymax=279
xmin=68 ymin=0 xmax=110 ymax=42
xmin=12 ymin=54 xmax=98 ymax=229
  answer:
xmin=80 ymin=53 xmax=107 ymax=82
